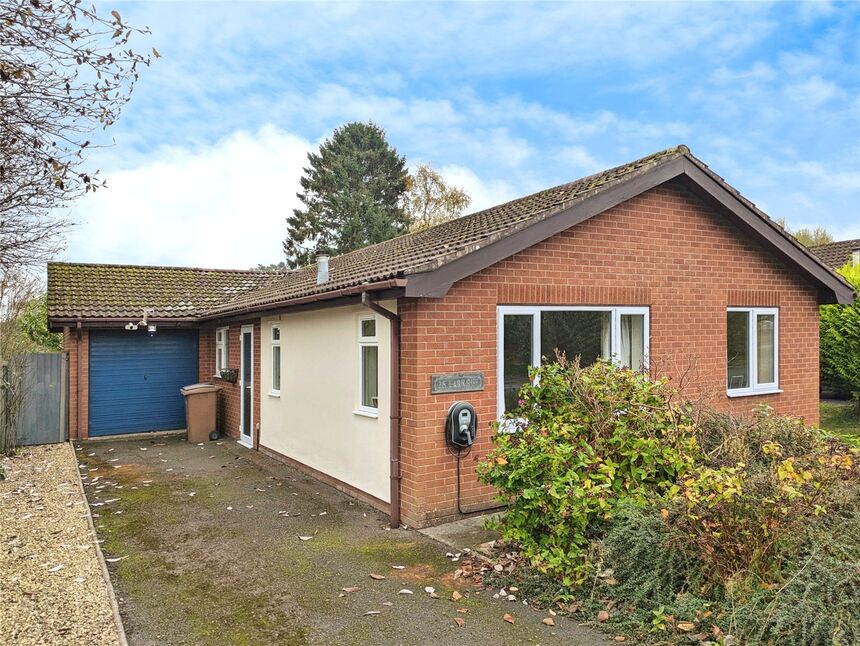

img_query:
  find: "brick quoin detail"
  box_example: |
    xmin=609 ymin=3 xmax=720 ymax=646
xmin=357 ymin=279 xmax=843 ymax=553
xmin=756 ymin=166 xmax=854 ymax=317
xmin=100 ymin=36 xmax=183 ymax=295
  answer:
xmin=198 ymin=320 xmax=261 ymax=446
xmin=399 ymin=177 xmax=821 ymax=528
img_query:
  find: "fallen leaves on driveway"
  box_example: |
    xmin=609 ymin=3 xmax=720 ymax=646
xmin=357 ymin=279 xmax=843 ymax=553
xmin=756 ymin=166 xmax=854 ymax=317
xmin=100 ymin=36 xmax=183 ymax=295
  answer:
xmin=369 ymin=573 xmax=385 ymax=580
xmin=503 ymin=613 xmax=515 ymax=624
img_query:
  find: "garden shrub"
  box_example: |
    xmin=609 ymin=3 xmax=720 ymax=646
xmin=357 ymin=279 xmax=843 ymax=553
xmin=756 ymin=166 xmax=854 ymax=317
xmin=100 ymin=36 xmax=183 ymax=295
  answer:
xmin=481 ymin=362 xmax=860 ymax=643
xmin=820 ymin=261 xmax=860 ymax=413
xmin=478 ymin=359 xmax=699 ymax=585
xmin=671 ymin=407 xmax=858 ymax=583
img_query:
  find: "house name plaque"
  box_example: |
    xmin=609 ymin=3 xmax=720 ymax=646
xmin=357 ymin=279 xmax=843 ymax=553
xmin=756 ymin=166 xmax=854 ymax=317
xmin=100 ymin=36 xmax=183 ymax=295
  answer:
xmin=430 ymin=372 xmax=485 ymax=395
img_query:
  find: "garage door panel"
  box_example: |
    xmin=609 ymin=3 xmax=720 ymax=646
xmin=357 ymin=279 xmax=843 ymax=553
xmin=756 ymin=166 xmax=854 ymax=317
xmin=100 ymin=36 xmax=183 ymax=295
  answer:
xmin=89 ymin=330 xmax=199 ymax=436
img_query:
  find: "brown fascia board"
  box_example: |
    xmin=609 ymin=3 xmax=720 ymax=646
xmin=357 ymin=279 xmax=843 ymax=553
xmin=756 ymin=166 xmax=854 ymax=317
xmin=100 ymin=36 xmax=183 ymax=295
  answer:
xmin=197 ymin=279 xmax=408 ymax=322
xmin=404 ymin=155 xmax=854 ymax=305
xmin=404 ymin=156 xmax=689 ymax=298
xmin=48 ymin=316 xmax=199 ymax=332
xmin=679 ymin=159 xmax=854 ymax=305
xmin=200 ymin=287 xmax=406 ymax=326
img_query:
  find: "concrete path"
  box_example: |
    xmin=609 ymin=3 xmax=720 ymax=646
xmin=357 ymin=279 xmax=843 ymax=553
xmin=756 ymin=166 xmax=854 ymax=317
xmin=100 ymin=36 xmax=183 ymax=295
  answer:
xmin=76 ymin=434 xmax=608 ymax=645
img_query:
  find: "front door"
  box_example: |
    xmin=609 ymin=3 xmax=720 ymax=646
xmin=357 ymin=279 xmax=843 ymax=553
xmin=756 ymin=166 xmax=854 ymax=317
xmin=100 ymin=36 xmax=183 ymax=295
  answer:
xmin=239 ymin=326 xmax=253 ymax=447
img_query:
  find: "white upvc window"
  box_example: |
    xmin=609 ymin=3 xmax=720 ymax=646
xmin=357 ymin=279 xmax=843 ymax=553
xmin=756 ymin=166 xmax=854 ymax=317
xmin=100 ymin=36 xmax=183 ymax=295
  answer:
xmin=726 ymin=307 xmax=779 ymax=397
xmin=270 ymin=325 xmax=281 ymax=395
xmin=215 ymin=327 xmax=229 ymax=376
xmin=852 ymin=249 xmax=860 ymax=265
xmin=358 ymin=316 xmax=379 ymax=414
xmin=496 ymin=305 xmax=649 ymax=418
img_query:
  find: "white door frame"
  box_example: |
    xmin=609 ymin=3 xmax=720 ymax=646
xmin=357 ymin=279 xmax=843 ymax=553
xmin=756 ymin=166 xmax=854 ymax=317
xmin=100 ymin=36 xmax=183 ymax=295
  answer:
xmin=239 ymin=325 xmax=254 ymax=448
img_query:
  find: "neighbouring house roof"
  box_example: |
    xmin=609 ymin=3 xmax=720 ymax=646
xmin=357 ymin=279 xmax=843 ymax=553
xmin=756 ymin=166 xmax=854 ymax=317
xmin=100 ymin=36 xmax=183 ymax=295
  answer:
xmin=47 ymin=262 xmax=284 ymax=323
xmin=47 ymin=145 xmax=856 ymax=328
xmin=810 ymin=239 xmax=860 ymax=270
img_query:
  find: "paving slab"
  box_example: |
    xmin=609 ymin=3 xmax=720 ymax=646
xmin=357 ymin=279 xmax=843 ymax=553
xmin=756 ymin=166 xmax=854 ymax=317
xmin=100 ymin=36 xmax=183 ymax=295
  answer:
xmin=75 ymin=434 xmax=609 ymax=645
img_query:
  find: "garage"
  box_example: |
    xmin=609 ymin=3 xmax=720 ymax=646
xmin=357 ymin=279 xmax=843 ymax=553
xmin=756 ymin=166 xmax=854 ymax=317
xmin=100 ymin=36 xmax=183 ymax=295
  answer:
xmin=88 ymin=330 xmax=199 ymax=436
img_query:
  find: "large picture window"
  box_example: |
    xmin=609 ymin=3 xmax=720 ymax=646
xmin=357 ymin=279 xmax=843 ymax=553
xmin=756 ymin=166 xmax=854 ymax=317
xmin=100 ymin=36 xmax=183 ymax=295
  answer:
xmin=215 ymin=327 xmax=228 ymax=376
xmin=727 ymin=307 xmax=779 ymax=396
xmin=358 ymin=317 xmax=379 ymax=413
xmin=497 ymin=306 xmax=649 ymax=417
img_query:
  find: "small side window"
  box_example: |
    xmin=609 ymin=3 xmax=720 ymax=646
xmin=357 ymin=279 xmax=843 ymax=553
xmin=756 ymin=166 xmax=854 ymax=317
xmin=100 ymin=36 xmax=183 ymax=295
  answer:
xmin=215 ymin=327 xmax=229 ymax=376
xmin=358 ymin=317 xmax=378 ymax=412
xmin=271 ymin=325 xmax=281 ymax=394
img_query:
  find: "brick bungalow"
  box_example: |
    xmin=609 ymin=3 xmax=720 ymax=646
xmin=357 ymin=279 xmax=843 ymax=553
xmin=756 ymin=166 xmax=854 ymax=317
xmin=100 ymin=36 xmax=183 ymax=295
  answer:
xmin=47 ymin=145 xmax=854 ymax=528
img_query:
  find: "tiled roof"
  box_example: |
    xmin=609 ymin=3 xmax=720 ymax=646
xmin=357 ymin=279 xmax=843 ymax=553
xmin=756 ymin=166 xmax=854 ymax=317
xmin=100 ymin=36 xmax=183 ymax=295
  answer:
xmin=47 ymin=262 xmax=284 ymax=320
xmin=810 ymin=239 xmax=860 ymax=269
xmin=48 ymin=144 xmax=853 ymax=323
xmin=203 ymin=145 xmax=688 ymax=316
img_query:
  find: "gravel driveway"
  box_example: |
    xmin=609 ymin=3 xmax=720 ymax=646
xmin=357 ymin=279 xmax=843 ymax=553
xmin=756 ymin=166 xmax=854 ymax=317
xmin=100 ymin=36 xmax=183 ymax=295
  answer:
xmin=0 ymin=443 xmax=121 ymax=646
xmin=76 ymin=434 xmax=608 ymax=646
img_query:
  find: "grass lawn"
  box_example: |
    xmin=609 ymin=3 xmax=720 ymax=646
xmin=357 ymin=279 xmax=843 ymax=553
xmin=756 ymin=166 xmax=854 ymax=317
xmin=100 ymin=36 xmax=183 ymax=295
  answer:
xmin=820 ymin=399 xmax=860 ymax=439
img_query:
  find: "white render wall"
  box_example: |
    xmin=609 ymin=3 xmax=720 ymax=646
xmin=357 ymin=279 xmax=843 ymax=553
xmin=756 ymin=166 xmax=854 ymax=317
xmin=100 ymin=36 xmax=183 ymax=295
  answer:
xmin=259 ymin=302 xmax=394 ymax=502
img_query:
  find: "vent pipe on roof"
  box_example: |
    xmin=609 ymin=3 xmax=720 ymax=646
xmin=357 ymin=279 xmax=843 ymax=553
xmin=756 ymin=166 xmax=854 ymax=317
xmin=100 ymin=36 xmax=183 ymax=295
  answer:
xmin=316 ymin=254 xmax=329 ymax=285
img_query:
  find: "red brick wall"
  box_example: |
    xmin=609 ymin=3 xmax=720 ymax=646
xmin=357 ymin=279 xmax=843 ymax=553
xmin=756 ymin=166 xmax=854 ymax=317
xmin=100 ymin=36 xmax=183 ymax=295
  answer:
xmin=198 ymin=320 xmax=261 ymax=446
xmin=399 ymin=177 xmax=822 ymax=527
xmin=64 ymin=327 xmax=89 ymax=440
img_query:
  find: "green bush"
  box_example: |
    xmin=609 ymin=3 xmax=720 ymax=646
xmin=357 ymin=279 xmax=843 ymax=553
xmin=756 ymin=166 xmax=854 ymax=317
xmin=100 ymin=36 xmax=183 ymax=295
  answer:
xmin=820 ymin=262 xmax=860 ymax=412
xmin=478 ymin=359 xmax=699 ymax=585
xmin=672 ymin=407 xmax=858 ymax=584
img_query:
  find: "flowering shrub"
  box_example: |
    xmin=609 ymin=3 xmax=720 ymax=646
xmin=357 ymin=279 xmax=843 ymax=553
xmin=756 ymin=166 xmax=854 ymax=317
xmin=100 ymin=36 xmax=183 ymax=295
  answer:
xmin=478 ymin=359 xmax=699 ymax=585
xmin=669 ymin=407 xmax=858 ymax=583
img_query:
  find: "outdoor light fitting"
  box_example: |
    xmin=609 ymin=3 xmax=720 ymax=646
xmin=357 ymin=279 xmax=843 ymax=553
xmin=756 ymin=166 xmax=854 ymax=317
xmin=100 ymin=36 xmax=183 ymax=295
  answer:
xmin=125 ymin=308 xmax=156 ymax=333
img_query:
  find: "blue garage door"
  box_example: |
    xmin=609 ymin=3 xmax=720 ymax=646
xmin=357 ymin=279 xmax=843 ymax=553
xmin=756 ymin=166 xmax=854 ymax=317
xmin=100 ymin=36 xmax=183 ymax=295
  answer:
xmin=89 ymin=330 xmax=199 ymax=436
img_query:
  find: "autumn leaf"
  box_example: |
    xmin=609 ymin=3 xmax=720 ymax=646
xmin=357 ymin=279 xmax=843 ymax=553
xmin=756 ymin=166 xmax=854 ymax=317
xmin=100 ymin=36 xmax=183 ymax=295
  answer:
xmin=451 ymin=590 xmax=463 ymax=601
xmin=341 ymin=586 xmax=360 ymax=593
xmin=152 ymin=47 xmax=161 ymax=59
xmin=495 ymin=456 xmax=508 ymax=465
xmin=543 ymin=617 xmax=555 ymax=626
xmin=503 ymin=613 xmax=515 ymax=624
xmin=454 ymin=617 xmax=465 ymax=627
xmin=111 ymin=9 xmax=122 ymax=23
xmin=369 ymin=573 xmax=385 ymax=580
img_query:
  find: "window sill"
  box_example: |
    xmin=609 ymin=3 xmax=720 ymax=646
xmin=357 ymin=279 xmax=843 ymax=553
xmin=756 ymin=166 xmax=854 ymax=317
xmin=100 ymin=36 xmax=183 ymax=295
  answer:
xmin=727 ymin=388 xmax=783 ymax=398
xmin=353 ymin=409 xmax=379 ymax=419
xmin=268 ymin=391 xmax=281 ymax=398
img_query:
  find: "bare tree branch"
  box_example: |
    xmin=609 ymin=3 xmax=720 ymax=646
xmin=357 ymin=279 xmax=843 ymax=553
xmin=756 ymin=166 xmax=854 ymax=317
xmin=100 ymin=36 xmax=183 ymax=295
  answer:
xmin=0 ymin=0 xmax=152 ymax=270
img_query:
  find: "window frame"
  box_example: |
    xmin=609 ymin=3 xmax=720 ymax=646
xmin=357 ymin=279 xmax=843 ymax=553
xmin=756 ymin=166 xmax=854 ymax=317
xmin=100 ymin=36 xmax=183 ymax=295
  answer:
xmin=215 ymin=326 xmax=229 ymax=377
xmin=357 ymin=315 xmax=379 ymax=416
xmin=726 ymin=307 xmax=780 ymax=397
xmin=496 ymin=305 xmax=650 ymax=419
xmin=270 ymin=324 xmax=281 ymax=396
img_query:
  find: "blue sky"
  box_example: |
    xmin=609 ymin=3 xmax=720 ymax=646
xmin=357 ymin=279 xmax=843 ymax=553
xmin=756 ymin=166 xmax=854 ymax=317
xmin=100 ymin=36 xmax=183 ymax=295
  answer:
xmin=66 ymin=1 xmax=860 ymax=269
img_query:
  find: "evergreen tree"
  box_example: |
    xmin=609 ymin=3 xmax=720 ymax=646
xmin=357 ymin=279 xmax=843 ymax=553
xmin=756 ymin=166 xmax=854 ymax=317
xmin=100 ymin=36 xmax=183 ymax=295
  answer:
xmin=284 ymin=122 xmax=410 ymax=268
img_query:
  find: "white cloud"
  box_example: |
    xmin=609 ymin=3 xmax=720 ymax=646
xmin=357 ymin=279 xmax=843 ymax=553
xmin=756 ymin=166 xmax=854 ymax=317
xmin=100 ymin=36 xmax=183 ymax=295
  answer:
xmin=63 ymin=124 xmax=521 ymax=269
xmin=436 ymin=164 xmax=519 ymax=212
xmin=63 ymin=126 xmax=313 ymax=269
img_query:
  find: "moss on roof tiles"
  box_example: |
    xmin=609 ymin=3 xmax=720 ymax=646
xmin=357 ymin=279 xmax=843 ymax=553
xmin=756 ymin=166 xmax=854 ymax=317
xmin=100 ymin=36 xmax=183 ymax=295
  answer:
xmin=48 ymin=145 xmax=697 ymax=321
xmin=205 ymin=145 xmax=688 ymax=315
xmin=47 ymin=262 xmax=284 ymax=319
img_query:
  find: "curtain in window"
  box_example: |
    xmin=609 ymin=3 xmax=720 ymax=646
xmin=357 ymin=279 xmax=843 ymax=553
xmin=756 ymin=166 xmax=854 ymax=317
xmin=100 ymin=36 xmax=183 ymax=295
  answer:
xmin=620 ymin=314 xmax=645 ymax=371
xmin=361 ymin=345 xmax=379 ymax=408
xmin=757 ymin=314 xmax=775 ymax=384
xmin=272 ymin=346 xmax=281 ymax=390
